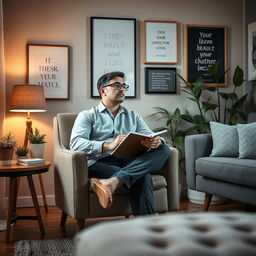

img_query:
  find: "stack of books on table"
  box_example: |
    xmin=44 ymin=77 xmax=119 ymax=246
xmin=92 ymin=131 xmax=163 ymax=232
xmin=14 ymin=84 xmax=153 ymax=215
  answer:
xmin=17 ymin=158 xmax=45 ymax=166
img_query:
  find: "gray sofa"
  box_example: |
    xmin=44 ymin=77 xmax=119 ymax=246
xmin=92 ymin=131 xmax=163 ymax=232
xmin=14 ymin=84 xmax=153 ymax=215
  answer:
xmin=185 ymin=114 xmax=256 ymax=210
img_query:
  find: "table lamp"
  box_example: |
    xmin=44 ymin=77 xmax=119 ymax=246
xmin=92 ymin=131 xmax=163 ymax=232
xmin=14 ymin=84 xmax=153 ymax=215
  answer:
xmin=9 ymin=84 xmax=48 ymax=212
xmin=9 ymin=85 xmax=47 ymax=147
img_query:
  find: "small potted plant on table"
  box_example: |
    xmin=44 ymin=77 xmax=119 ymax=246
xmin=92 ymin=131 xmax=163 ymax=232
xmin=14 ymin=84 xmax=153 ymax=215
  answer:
xmin=0 ymin=132 xmax=17 ymax=166
xmin=27 ymin=128 xmax=46 ymax=158
xmin=15 ymin=146 xmax=29 ymax=159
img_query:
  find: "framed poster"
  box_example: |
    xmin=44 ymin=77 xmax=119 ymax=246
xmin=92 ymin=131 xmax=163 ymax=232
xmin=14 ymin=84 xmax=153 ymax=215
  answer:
xmin=145 ymin=67 xmax=176 ymax=94
xmin=144 ymin=20 xmax=178 ymax=64
xmin=91 ymin=17 xmax=136 ymax=98
xmin=183 ymin=24 xmax=227 ymax=86
xmin=248 ymin=21 xmax=256 ymax=81
xmin=27 ymin=44 xmax=70 ymax=100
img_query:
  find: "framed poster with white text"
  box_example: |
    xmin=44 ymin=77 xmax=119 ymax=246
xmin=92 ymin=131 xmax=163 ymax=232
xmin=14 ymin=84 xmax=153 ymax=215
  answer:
xmin=183 ymin=24 xmax=227 ymax=86
xmin=145 ymin=67 xmax=176 ymax=94
xmin=91 ymin=17 xmax=136 ymax=98
xmin=144 ymin=20 xmax=178 ymax=64
xmin=27 ymin=44 xmax=70 ymax=100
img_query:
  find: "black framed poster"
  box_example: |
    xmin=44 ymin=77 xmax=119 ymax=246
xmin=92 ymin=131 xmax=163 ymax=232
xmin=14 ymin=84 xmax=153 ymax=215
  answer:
xmin=145 ymin=67 xmax=176 ymax=94
xmin=184 ymin=24 xmax=227 ymax=86
xmin=91 ymin=17 xmax=136 ymax=98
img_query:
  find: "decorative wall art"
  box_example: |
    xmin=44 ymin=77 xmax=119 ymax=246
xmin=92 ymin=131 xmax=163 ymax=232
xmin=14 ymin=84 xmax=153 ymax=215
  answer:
xmin=27 ymin=44 xmax=70 ymax=100
xmin=145 ymin=67 xmax=176 ymax=94
xmin=183 ymin=24 xmax=227 ymax=86
xmin=144 ymin=20 xmax=178 ymax=64
xmin=248 ymin=21 xmax=256 ymax=81
xmin=91 ymin=17 xmax=136 ymax=98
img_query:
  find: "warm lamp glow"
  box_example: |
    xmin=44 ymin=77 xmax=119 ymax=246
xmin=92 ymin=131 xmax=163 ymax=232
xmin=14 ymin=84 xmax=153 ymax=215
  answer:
xmin=10 ymin=85 xmax=47 ymax=112
xmin=9 ymin=85 xmax=47 ymax=147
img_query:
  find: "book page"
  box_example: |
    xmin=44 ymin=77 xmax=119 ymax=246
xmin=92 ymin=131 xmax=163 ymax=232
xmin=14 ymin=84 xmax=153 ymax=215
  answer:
xmin=111 ymin=129 xmax=167 ymax=158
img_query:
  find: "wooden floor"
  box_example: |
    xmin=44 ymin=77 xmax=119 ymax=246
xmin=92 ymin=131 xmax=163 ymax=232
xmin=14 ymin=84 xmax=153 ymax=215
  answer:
xmin=0 ymin=198 xmax=255 ymax=256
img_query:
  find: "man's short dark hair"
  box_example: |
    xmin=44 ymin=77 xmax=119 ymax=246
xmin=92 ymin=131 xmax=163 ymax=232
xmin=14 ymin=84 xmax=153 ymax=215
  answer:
xmin=97 ymin=71 xmax=125 ymax=90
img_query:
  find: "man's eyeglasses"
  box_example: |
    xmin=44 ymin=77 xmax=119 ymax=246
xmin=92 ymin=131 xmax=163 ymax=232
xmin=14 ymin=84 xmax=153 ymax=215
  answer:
xmin=102 ymin=82 xmax=129 ymax=91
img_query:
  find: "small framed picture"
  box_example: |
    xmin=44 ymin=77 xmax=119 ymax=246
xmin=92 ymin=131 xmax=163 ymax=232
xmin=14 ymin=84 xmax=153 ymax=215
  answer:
xmin=144 ymin=20 xmax=178 ymax=64
xmin=145 ymin=67 xmax=176 ymax=94
xmin=27 ymin=44 xmax=70 ymax=100
xmin=91 ymin=17 xmax=136 ymax=98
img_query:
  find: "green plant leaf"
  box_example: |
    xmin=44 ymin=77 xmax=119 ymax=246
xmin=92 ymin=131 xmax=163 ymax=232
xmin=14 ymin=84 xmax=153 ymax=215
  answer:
xmin=230 ymin=113 xmax=239 ymax=124
xmin=233 ymin=65 xmax=244 ymax=87
xmin=237 ymin=111 xmax=247 ymax=121
xmin=202 ymin=102 xmax=218 ymax=112
xmin=195 ymin=76 xmax=204 ymax=87
xmin=173 ymin=108 xmax=181 ymax=120
xmin=208 ymin=61 xmax=219 ymax=75
xmin=173 ymin=135 xmax=184 ymax=149
xmin=192 ymin=84 xmax=202 ymax=100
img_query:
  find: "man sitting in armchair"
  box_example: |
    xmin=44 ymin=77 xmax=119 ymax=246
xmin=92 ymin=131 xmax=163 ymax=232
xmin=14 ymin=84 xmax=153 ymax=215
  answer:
xmin=70 ymin=71 xmax=170 ymax=216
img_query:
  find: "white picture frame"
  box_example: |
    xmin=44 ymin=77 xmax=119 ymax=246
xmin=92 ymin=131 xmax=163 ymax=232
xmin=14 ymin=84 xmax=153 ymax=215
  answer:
xmin=27 ymin=44 xmax=70 ymax=100
xmin=248 ymin=21 xmax=256 ymax=81
xmin=91 ymin=17 xmax=136 ymax=98
xmin=144 ymin=20 xmax=178 ymax=64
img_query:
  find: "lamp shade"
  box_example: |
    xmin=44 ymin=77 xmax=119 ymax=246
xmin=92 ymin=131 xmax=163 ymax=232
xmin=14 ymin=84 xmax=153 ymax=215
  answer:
xmin=10 ymin=85 xmax=47 ymax=112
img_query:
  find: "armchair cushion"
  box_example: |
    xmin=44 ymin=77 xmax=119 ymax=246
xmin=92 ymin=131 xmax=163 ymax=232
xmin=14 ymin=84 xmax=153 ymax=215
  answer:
xmin=237 ymin=122 xmax=256 ymax=159
xmin=196 ymin=157 xmax=256 ymax=188
xmin=210 ymin=122 xmax=239 ymax=157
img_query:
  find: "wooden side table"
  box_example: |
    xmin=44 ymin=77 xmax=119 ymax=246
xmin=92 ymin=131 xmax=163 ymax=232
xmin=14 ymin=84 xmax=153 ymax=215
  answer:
xmin=0 ymin=161 xmax=50 ymax=243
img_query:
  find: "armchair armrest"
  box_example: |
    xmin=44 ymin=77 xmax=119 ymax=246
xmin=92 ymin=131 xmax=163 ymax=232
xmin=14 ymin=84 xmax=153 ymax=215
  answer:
xmin=185 ymin=134 xmax=212 ymax=190
xmin=161 ymin=147 xmax=179 ymax=211
xmin=54 ymin=117 xmax=89 ymax=219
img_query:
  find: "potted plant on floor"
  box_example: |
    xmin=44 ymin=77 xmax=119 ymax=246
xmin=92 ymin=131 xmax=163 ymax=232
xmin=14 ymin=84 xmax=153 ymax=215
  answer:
xmin=0 ymin=132 xmax=17 ymax=166
xmin=27 ymin=128 xmax=46 ymax=158
xmin=150 ymin=62 xmax=247 ymax=204
xmin=15 ymin=145 xmax=29 ymax=159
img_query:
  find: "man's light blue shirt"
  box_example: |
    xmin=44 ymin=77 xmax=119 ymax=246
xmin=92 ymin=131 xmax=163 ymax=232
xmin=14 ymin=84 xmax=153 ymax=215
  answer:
xmin=70 ymin=102 xmax=154 ymax=167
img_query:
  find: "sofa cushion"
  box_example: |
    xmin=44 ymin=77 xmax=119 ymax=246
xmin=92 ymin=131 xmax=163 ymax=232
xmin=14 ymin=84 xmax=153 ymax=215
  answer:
xmin=89 ymin=174 xmax=167 ymax=194
xmin=210 ymin=122 xmax=239 ymax=157
xmin=237 ymin=122 xmax=256 ymax=159
xmin=196 ymin=157 xmax=256 ymax=188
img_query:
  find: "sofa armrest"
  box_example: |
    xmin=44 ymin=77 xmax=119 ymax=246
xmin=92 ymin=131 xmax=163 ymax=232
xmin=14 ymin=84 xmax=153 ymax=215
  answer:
xmin=161 ymin=147 xmax=179 ymax=211
xmin=185 ymin=134 xmax=212 ymax=190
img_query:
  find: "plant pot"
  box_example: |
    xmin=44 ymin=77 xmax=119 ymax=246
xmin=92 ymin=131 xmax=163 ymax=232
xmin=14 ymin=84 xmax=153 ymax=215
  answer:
xmin=0 ymin=148 xmax=14 ymax=166
xmin=17 ymin=155 xmax=27 ymax=160
xmin=29 ymin=143 xmax=45 ymax=158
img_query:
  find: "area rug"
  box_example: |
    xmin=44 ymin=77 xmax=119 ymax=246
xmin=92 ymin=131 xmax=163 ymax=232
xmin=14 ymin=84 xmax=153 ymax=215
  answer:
xmin=15 ymin=239 xmax=74 ymax=256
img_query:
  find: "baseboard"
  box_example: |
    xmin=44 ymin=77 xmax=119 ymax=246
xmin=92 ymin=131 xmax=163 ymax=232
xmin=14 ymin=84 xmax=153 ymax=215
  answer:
xmin=5 ymin=194 xmax=55 ymax=208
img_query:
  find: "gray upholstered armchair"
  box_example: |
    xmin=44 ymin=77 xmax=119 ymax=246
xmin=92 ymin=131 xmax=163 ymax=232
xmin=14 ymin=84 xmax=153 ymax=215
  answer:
xmin=53 ymin=113 xmax=180 ymax=230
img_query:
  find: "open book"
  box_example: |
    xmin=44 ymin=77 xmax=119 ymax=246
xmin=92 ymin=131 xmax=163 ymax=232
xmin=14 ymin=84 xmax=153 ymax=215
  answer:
xmin=111 ymin=129 xmax=168 ymax=158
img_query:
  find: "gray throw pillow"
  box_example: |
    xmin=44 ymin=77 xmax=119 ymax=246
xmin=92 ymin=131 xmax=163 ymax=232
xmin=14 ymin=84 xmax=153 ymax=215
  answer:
xmin=210 ymin=122 xmax=239 ymax=157
xmin=237 ymin=122 xmax=256 ymax=159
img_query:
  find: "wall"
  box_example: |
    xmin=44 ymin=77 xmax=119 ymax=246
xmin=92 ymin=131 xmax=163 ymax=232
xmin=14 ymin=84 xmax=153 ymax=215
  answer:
xmin=0 ymin=0 xmax=7 ymax=219
xmin=2 ymin=0 xmax=244 ymax=206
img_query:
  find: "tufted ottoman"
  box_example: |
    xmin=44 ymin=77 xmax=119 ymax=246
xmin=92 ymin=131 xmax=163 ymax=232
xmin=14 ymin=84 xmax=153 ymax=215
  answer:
xmin=75 ymin=212 xmax=256 ymax=256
